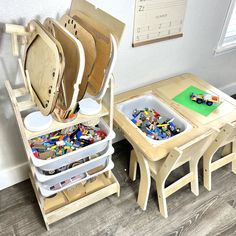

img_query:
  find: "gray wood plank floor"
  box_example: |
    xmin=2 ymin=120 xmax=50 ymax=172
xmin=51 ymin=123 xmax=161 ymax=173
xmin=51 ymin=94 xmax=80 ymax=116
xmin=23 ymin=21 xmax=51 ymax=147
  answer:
xmin=1 ymin=140 xmax=236 ymax=236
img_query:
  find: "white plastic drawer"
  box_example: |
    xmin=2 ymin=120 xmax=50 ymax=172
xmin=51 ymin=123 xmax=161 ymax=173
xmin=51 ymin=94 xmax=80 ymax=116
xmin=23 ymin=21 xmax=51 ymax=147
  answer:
xmin=116 ymin=94 xmax=192 ymax=145
xmin=29 ymin=119 xmax=115 ymax=170
xmin=34 ymin=145 xmax=113 ymax=183
xmin=38 ymin=155 xmax=114 ymax=197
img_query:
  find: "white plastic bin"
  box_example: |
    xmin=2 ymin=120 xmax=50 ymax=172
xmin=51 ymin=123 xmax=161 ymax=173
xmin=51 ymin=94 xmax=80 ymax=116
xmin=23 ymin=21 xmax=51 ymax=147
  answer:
xmin=116 ymin=94 xmax=192 ymax=145
xmin=38 ymin=154 xmax=114 ymax=197
xmin=29 ymin=119 xmax=115 ymax=170
xmin=34 ymin=145 xmax=114 ymax=183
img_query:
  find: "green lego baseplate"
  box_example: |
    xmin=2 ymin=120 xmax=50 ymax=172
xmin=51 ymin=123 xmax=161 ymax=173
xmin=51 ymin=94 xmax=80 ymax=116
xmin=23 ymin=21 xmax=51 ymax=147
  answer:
xmin=172 ymin=85 xmax=221 ymax=117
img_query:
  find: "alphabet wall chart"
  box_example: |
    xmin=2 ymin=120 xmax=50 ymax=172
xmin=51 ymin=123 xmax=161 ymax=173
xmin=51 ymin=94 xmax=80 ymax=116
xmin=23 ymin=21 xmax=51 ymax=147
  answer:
xmin=133 ymin=0 xmax=187 ymax=47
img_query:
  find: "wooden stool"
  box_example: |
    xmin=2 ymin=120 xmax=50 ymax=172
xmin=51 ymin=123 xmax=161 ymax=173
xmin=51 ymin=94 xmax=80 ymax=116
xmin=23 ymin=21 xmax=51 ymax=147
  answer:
xmin=129 ymin=129 xmax=217 ymax=218
xmin=203 ymin=122 xmax=236 ymax=191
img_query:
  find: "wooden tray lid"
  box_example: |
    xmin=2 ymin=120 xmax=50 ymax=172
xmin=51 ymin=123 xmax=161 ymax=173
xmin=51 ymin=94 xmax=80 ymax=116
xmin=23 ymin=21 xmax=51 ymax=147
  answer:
xmin=24 ymin=20 xmax=65 ymax=116
xmin=70 ymin=0 xmax=125 ymax=45
xmin=94 ymin=33 xmax=117 ymax=100
xmin=44 ymin=18 xmax=85 ymax=111
xmin=59 ymin=14 xmax=96 ymax=101
xmin=70 ymin=0 xmax=125 ymax=97
xmin=71 ymin=12 xmax=111 ymax=97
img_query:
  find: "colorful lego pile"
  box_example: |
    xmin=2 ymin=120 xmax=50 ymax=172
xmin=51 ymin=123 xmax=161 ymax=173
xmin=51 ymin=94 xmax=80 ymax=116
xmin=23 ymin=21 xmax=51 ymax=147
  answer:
xmin=131 ymin=108 xmax=181 ymax=140
xmin=30 ymin=124 xmax=107 ymax=160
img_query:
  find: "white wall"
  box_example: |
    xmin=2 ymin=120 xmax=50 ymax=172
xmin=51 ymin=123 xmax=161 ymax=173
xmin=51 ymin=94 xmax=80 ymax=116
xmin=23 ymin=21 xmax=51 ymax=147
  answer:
xmin=0 ymin=0 xmax=235 ymax=189
xmin=88 ymin=0 xmax=236 ymax=93
xmin=0 ymin=0 xmax=71 ymax=189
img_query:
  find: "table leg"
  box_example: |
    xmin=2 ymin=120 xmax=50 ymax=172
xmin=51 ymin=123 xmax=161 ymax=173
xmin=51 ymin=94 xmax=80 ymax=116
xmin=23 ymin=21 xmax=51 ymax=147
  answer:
xmin=129 ymin=149 xmax=138 ymax=181
xmin=232 ymin=140 xmax=236 ymax=174
xmin=133 ymin=148 xmax=151 ymax=211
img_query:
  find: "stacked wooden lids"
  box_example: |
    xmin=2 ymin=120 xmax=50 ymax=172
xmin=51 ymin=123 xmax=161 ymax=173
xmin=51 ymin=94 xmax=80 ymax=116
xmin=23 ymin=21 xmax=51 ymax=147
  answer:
xmin=23 ymin=0 xmax=125 ymax=121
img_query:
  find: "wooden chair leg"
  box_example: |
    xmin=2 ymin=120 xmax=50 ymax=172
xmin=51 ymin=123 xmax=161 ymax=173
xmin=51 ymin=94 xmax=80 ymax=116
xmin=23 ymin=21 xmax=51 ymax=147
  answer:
xmin=203 ymin=153 xmax=213 ymax=191
xmin=134 ymin=148 xmax=151 ymax=211
xmin=222 ymin=143 xmax=232 ymax=157
xmin=190 ymin=160 xmax=199 ymax=196
xmin=232 ymin=140 xmax=236 ymax=174
xmin=156 ymin=181 xmax=168 ymax=218
xmin=129 ymin=149 xmax=138 ymax=181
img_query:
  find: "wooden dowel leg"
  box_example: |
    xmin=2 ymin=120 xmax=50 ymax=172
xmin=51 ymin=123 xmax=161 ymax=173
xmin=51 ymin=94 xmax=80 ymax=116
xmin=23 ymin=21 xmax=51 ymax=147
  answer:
xmin=11 ymin=33 xmax=19 ymax=56
xmin=129 ymin=149 xmax=138 ymax=181
xmin=25 ymin=70 xmax=34 ymax=103
xmin=190 ymin=160 xmax=199 ymax=196
xmin=156 ymin=183 xmax=168 ymax=218
xmin=18 ymin=58 xmax=29 ymax=91
xmin=203 ymin=154 xmax=212 ymax=191
xmin=135 ymin=149 xmax=151 ymax=211
xmin=222 ymin=143 xmax=232 ymax=157
xmin=232 ymin=140 xmax=236 ymax=174
xmin=45 ymin=222 xmax=50 ymax=231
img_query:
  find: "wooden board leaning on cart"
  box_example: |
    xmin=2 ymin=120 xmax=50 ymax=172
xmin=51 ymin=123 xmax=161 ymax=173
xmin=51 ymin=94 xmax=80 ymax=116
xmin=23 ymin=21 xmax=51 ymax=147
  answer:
xmin=60 ymin=14 xmax=97 ymax=101
xmin=44 ymin=18 xmax=85 ymax=112
xmin=70 ymin=0 xmax=125 ymax=98
xmin=24 ymin=20 xmax=65 ymax=116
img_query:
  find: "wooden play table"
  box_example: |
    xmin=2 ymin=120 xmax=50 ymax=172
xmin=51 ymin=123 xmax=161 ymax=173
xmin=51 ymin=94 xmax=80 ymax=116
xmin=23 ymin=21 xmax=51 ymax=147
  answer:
xmin=114 ymin=73 xmax=236 ymax=210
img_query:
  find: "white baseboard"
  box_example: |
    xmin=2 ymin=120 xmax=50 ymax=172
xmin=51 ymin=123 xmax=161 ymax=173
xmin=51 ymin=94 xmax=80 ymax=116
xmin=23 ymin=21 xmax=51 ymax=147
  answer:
xmin=0 ymin=162 xmax=29 ymax=190
xmin=219 ymin=82 xmax=236 ymax=96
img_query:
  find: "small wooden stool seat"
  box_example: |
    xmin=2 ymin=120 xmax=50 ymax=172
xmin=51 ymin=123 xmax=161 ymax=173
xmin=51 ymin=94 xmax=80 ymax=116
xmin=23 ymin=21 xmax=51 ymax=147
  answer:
xmin=203 ymin=121 xmax=236 ymax=191
xmin=129 ymin=129 xmax=217 ymax=218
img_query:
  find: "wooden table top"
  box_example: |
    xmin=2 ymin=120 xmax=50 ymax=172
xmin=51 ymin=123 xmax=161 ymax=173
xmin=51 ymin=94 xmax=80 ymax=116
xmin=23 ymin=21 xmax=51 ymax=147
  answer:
xmin=114 ymin=73 xmax=236 ymax=161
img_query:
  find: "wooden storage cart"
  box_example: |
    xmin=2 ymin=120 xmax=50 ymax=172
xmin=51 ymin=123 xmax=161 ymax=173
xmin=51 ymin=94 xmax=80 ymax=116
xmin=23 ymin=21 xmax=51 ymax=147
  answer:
xmin=5 ymin=76 xmax=119 ymax=230
xmin=4 ymin=0 xmax=125 ymax=230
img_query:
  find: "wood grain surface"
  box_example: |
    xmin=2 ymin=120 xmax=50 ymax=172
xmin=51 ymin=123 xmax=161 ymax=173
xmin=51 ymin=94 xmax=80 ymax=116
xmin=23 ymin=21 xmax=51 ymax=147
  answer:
xmin=44 ymin=18 xmax=85 ymax=111
xmin=24 ymin=20 xmax=65 ymax=116
xmin=59 ymin=14 xmax=96 ymax=101
xmin=71 ymin=12 xmax=112 ymax=97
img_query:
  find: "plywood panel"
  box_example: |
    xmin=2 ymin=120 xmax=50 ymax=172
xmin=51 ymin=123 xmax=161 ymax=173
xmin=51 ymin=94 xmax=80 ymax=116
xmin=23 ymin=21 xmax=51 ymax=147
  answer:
xmin=71 ymin=12 xmax=112 ymax=96
xmin=24 ymin=20 xmax=65 ymax=115
xmin=70 ymin=0 xmax=125 ymax=97
xmin=44 ymin=18 xmax=85 ymax=111
xmin=59 ymin=14 xmax=96 ymax=101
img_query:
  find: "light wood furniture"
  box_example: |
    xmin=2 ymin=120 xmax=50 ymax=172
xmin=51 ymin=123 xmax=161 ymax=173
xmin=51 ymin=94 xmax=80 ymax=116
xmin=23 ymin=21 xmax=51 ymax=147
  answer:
xmin=114 ymin=73 xmax=236 ymax=213
xmin=203 ymin=121 xmax=236 ymax=191
xmin=130 ymin=129 xmax=217 ymax=218
xmin=44 ymin=17 xmax=85 ymax=111
xmin=24 ymin=20 xmax=65 ymax=116
xmin=69 ymin=0 xmax=125 ymax=99
xmin=4 ymin=0 xmax=123 ymax=227
xmin=3 ymin=0 xmax=126 ymax=230
xmin=5 ymin=75 xmax=119 ymax=230
xmin=71 ymin=12 xmax=112 ymax=97
xmin=60 ymin=14 xmax=97 ymax=101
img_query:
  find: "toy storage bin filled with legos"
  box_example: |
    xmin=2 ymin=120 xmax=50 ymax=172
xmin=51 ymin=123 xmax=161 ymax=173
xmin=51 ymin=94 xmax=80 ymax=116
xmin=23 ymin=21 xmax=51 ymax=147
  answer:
xmin=116 ymin=94 xmax=192 ymax=145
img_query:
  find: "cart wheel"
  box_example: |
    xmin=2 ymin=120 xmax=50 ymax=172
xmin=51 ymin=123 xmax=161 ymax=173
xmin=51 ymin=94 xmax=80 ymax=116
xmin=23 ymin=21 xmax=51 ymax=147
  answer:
xmin=196 ymin=98 xmax=203 ymax=104
xmin=206 ymin=101 xmax=213 ymax=106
